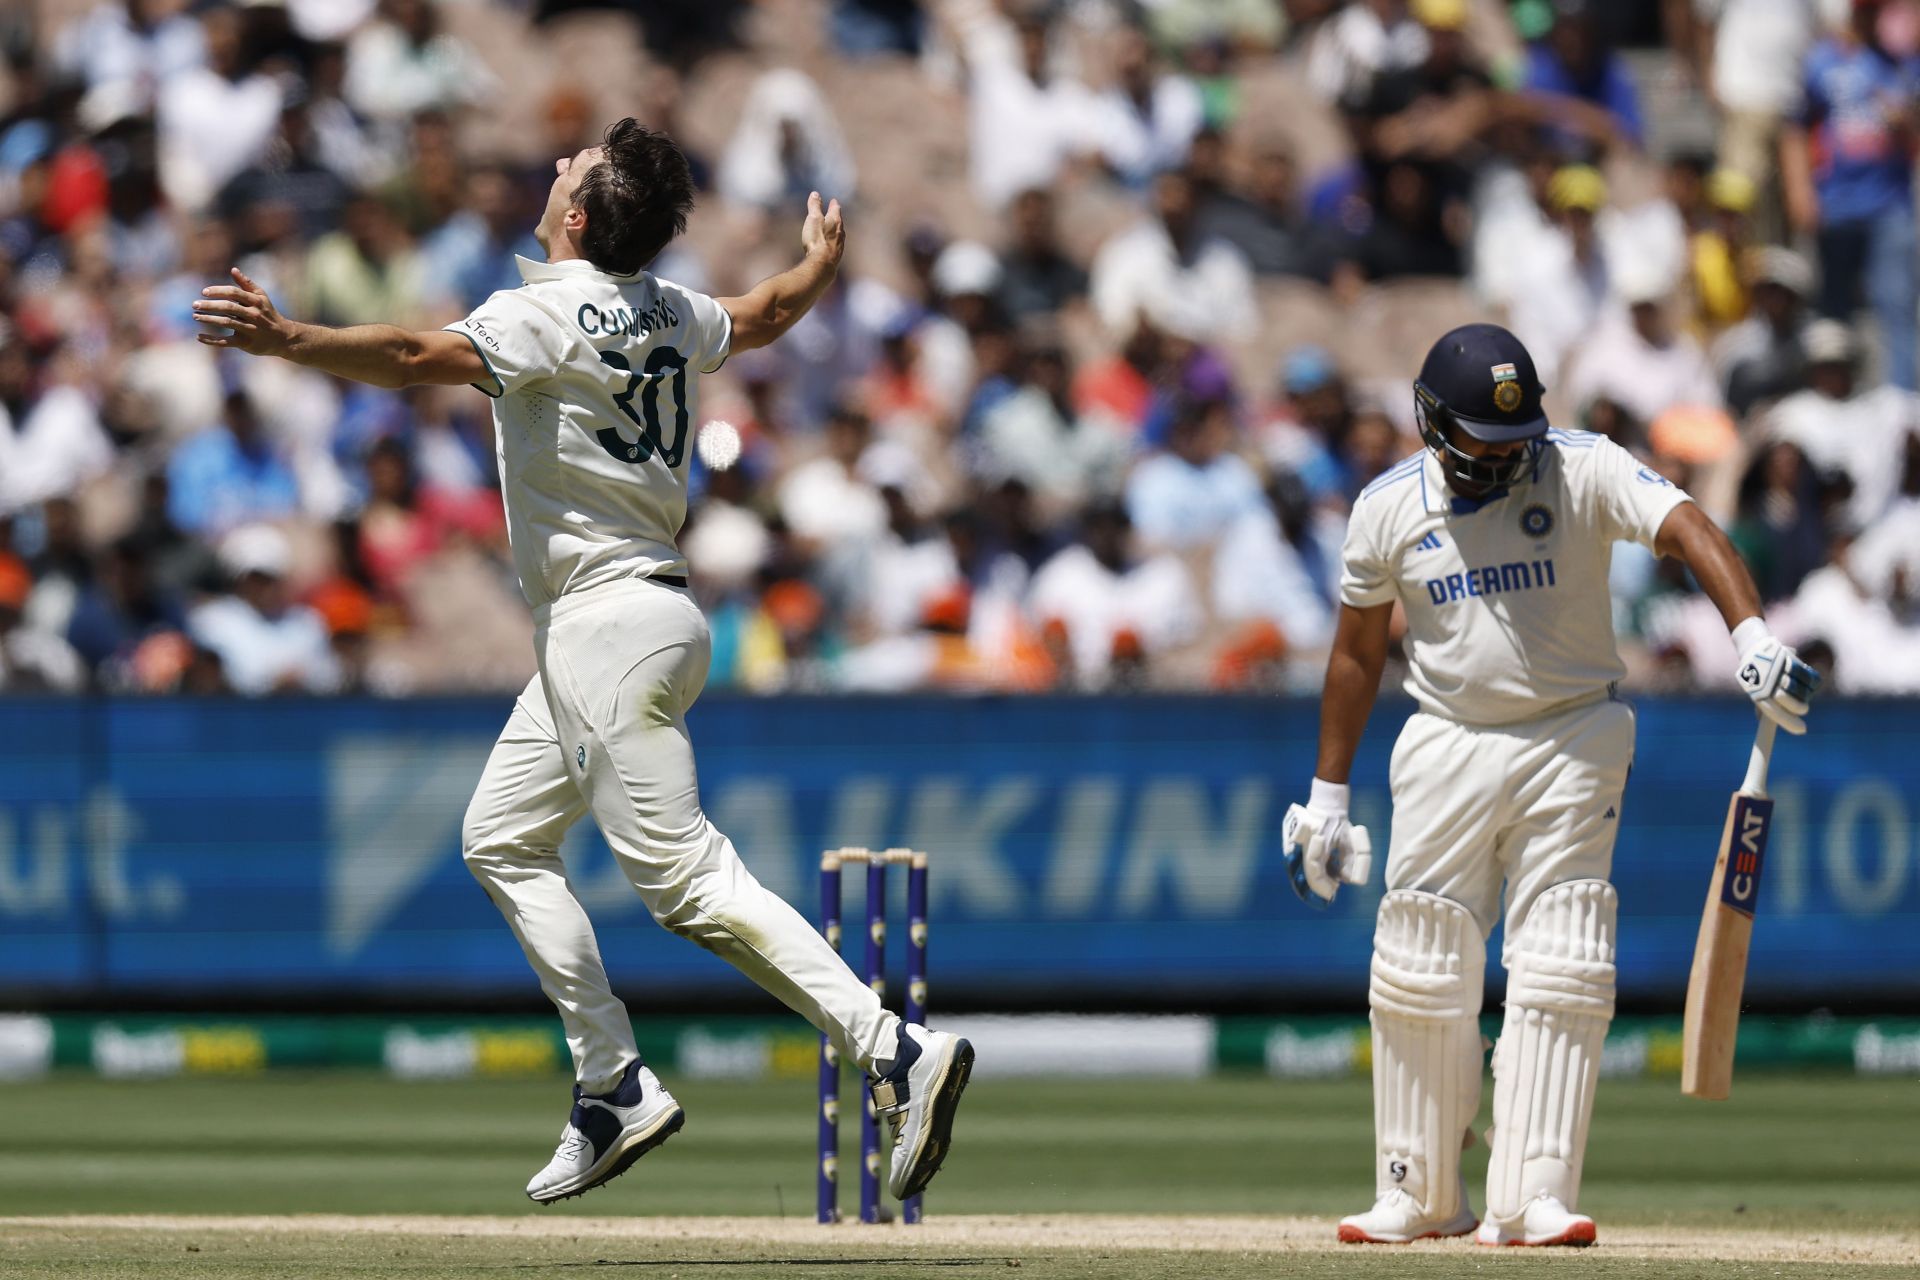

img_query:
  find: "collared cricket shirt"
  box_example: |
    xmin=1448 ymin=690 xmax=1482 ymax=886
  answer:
xmin=447 ymin=255 xmax=732 ymax=609
xmin=1340 ymin=430 xmax=1693 ymax=726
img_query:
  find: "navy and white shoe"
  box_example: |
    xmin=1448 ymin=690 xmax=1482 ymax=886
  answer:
xmin=871 ymin=1022 xmax=974 ymax=1201
xmin=526 ymin=1059 xmax=684 ymax=1204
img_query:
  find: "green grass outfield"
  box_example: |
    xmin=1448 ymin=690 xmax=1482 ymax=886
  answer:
xmin=1 ymin=1073 xmax=1915 ymax=1277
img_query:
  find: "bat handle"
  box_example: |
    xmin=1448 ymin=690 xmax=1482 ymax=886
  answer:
xmin=1742 ymin=716 xmax=1778 ymax=797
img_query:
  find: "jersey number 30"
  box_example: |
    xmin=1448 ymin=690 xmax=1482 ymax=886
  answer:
xmin=595 ymin=347 xmax=689 ymax=467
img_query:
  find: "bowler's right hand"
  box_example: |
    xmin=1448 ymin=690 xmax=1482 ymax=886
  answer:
xmin=192 ymin=267 xmax=296 ymax=358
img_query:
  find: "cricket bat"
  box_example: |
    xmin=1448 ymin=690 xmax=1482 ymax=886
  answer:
xmin=1680 ymin=716 xmax=1778 ymax=1100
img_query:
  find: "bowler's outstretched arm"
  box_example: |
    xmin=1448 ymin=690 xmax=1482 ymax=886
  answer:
xmin=192 ymin=268 xmax=487 ymax=389
xmin=719 ymin=191 xmax=845 ymax=352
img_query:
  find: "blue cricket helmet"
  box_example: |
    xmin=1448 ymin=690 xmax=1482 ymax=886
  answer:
xmin=1413 ymin=323 xmax=1550 ymax=493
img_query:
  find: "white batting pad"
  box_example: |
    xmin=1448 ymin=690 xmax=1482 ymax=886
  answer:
xmin=1487 ymin=878 xmax=1617 ymax=1224
xmin=1368 ymin=890 xmax=1486 ymax=1220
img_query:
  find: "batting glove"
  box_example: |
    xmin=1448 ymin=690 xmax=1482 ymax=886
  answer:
xmin=1284 ymin=778 xmax=1372 ymax=909
xmin=1733 ymin=618 xmax=1820 ymax=735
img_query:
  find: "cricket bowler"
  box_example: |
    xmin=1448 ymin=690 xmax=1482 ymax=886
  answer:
xmin=1286 ymin=323 xmax=1818 ymax=1246
xmin=193 ymin=120 xmax=972 ymax=1205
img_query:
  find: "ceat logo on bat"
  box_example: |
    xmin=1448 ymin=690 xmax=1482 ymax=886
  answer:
xmin=1719 ymin=796 xmax=1775 ymax=918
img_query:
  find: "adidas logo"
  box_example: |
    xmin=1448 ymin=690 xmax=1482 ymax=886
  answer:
xmin=1603 ymin=806 xmax=1616 ymax=819
xmin=1413 ymin=531 xmax=1444 ymax=552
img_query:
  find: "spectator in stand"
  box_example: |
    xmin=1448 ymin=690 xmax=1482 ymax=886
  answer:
xmin=1712 ymin=245 xmax=1816 ymax=416
xmin=65 ymin=536 xmax=186 ymax=687
xmin=0 ymin=328 xmax=114 ymax=517
xmin=356 ymin=435 xmax=439 ymax=599
xmin=54 ymin=0 xmax=207 ymax=100
xmin=1766 ymin=319 xmax=1918 ymax=529
xmin=944 ymin=0 xmax=1103 ymax=210
xmin=1212 ymin=471 xmax=1341 ymax=654
xmin=1341 ymin=401 xmax=1411 ymax=497
xmin=1782 ymin=0 xmax=1920 ymax=389
xmin=996 ymin=188 xmax=1089 ymax=320
xmin=1852 ymin=428 xmax=1920 ymax=599
xmin=343 ymin=0 xmax=496 ymax=125
xmin=1522 ymin=0 xmax=1645 ymax=151
xmin=859 ymin=305 xmax=947 ymax=441
xmin=1709 ymin=0 xmax=1818 ymax=229
xmin=218 ymin=86 xmax=356 ymax=247
xmin=1686 ymin=167 xmax=1759 ymax=334
xmin=1026 ymin=500 xmax=1200 ymax=688
xmin=154 ymin=4 xmax=282 ymax=212
xmin=1730 ymin=440 xmax=1830 ymax=603
xmin=1073 ymin=313 xmax=1166 ymax=435
xmin=1257 ymin=345 xmax=1354 ymax=501
xmin=187 ymin=524 xmax=338 ymax=695
xmin=1488 ymin=163 xmax=1614 ymax=386
xmin=1306 ymin=0 xmax=1430 ymax=106
xmin=1566 ymin=262 xmax=1723 ymax=429
xmin=421 ymin=163 xmax=541 ymax=313
xmin=1190 ymin=132 xmax=1319 ymax=278
xmin=1347 ymin=0 xmax=1495 ymax=185
xmin=0 ymin=554 xmax=84 ymax=692
xmin=976 ymin=336 xmax=1129 ymax=521
xmin=23 ymin=497 xmax=96 ymax=640
xmin=779 ymin=404 xmax=890 ymax=552
xmin=383 ymin=110 xmax=465 ymax=239
xmin=716 ymin=68 xmax=858 ymax=226
xmin=1092 ymin=24 xmax=1206 ymax=188
xmin=1091 ymin=167 xmax=1257 ymax=343
xmin=167 ymin=381 xmax=301 ymax=536
xmin=1334 ymin=157 xmax=1467 ymax=284
xmin=1775 ymin=522 xmax=1920 ymax=693
xmin=303 ymin=193 xmax=425 ymax=328
xmin=1125 ymin=396 xmax=1263 ymax=549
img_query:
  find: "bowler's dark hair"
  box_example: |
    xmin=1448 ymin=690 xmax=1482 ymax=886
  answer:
xmin=573 ymin=118 xmax=694 ymax=274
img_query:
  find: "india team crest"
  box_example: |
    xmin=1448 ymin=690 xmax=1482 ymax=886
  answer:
xmin=1491 ymin=361 xmax=1523 ymax=413
xmin=1520 ymin=503 xmax=1555 ymax=538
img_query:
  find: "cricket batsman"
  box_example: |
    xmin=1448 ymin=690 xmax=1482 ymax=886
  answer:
xmin=193 ymin=121 xmax=972 ymax=1205
xmin=1286 ymin=324 xmax=1817 ymax=1246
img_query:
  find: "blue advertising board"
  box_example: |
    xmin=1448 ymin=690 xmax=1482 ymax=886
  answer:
xmin=0 ymin=696 xmax=1915 ymax=1006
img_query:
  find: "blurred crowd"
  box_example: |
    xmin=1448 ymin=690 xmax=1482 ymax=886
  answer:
xmin=1 ymin=0 xmax=1918 ymax=697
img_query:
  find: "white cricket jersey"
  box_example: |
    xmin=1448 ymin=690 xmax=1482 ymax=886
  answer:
xmin=446 ymin=255 xmax=732 ymax=609
xmin=1339 ymin=429 xmax=1693 ymax=727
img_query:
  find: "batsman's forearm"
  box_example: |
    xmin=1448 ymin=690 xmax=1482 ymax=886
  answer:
xmin=1663 ymin=504 xmax=1764 ymax=631
xmin=280 ymin=321 xmax=431 ymax=389
xmin=1314 ymin=647 xmax=1383 ymax=786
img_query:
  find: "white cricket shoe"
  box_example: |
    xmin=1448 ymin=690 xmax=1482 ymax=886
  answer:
xmin=871 ymin=1022 xmax=974 ymax=1201
xmin=526 ymin=1059 xmax=684 ymax=1204
xmin=1338 ymin=1188 xmax=1478 ymax=1244
xmin=1476 ymin=1193 xmax=1597 ymax=1247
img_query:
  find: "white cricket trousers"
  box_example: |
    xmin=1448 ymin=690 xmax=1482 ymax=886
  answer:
xmin=461 ymin=576 xmax=898 ymax=1091
xmin=1386 ymin=695 xmax=1635 ymax=946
